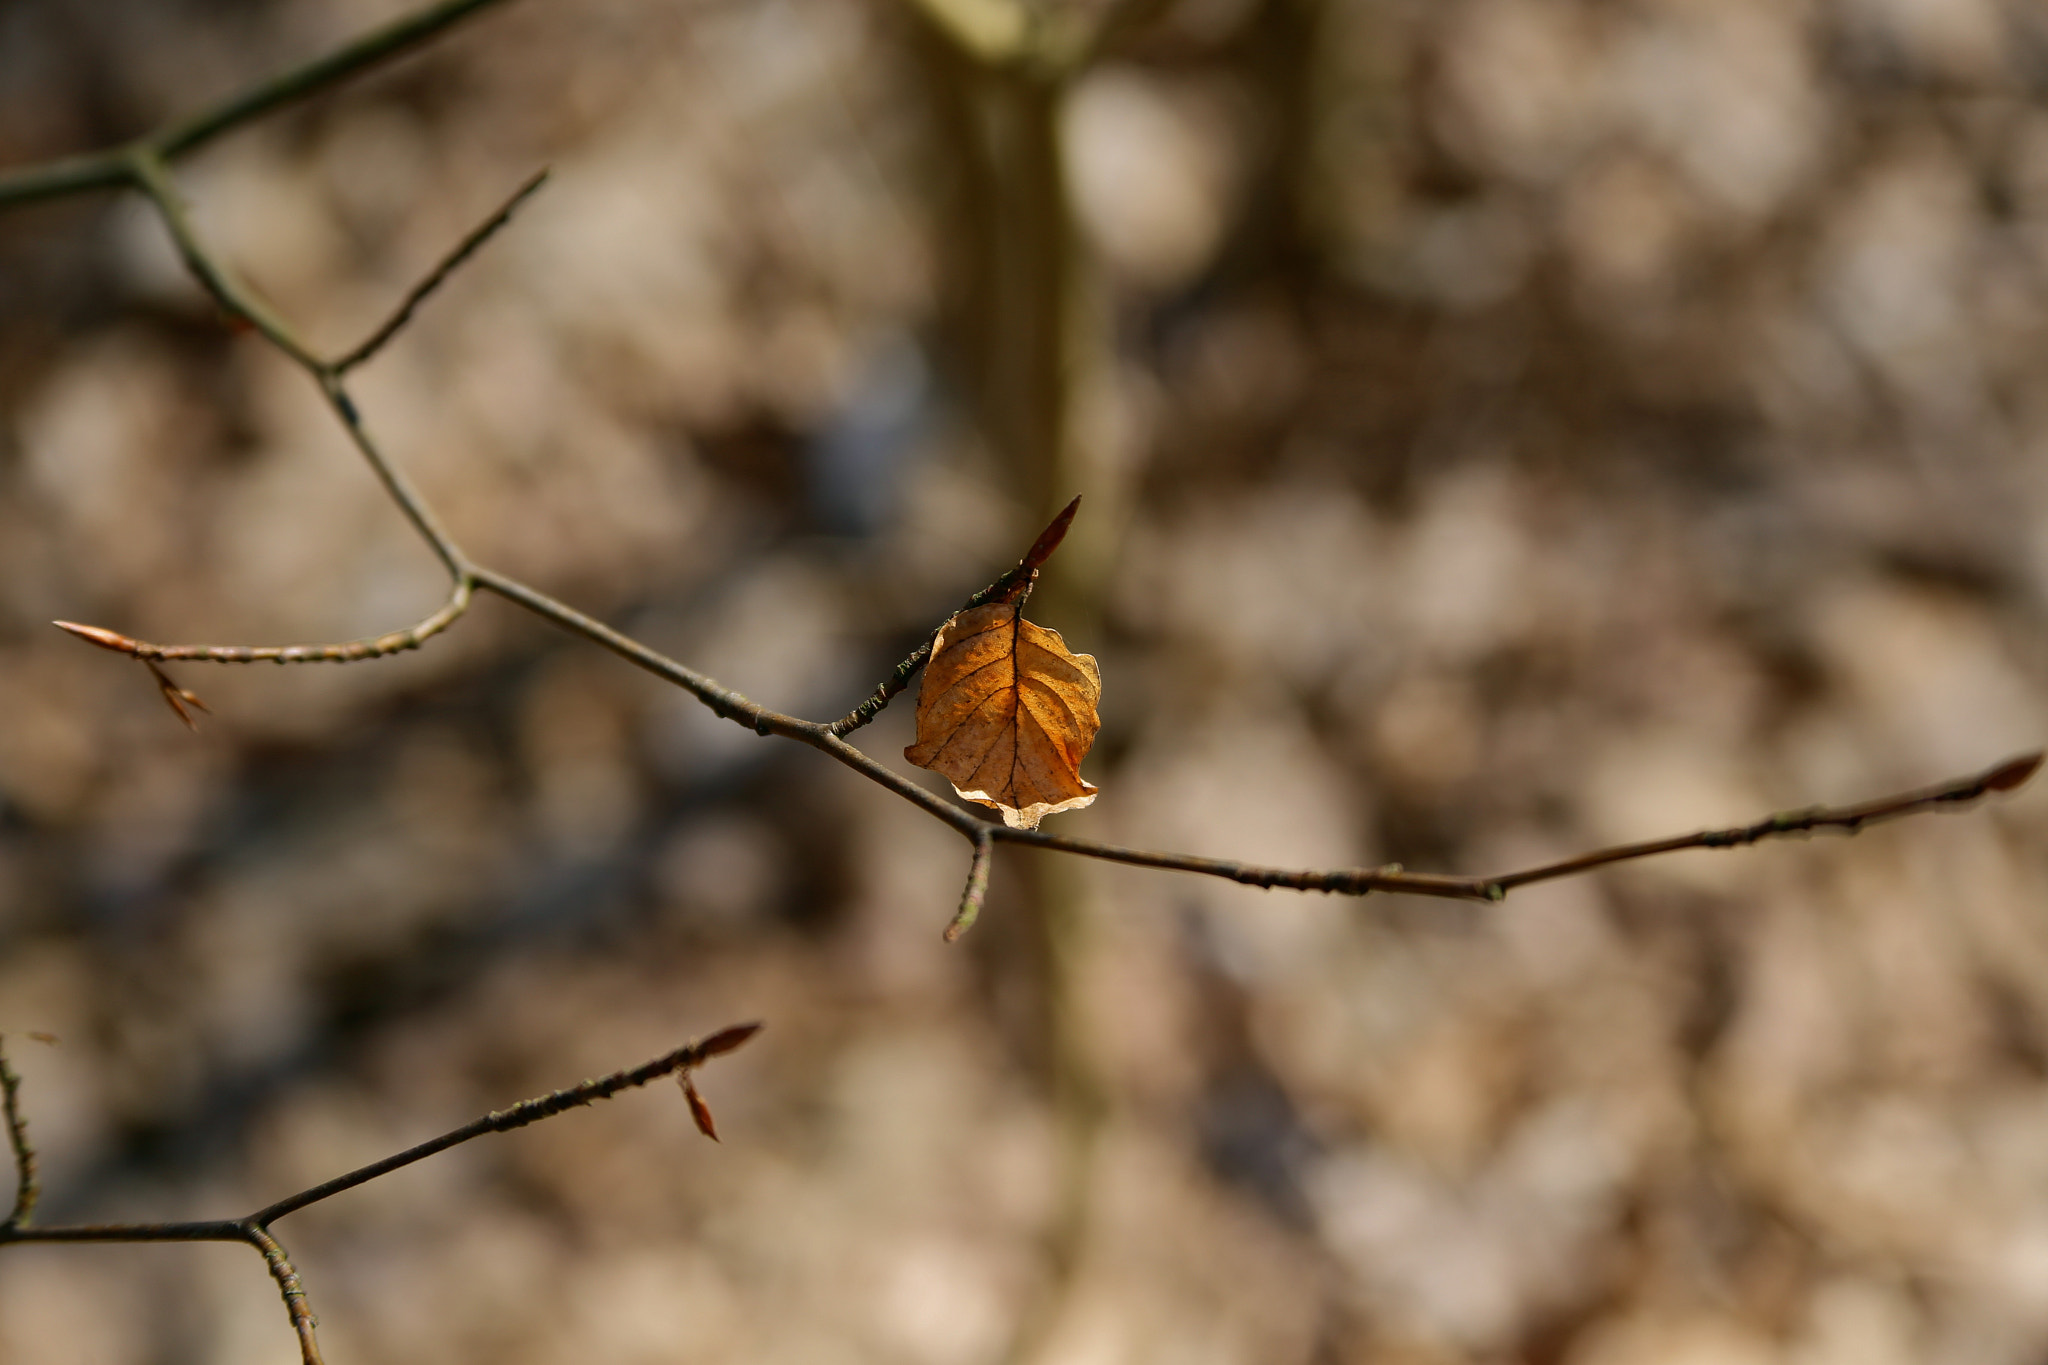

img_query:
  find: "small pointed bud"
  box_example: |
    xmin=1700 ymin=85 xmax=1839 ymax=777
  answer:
xmin=679 ymin=1073 xmax=718 ymax=1142
xmin=695 ymin=1022 xmax=763 ymax=1060
xmin=1985 ymin=751 xmax=2043 ymax=793
xmin=52 ymin=621 xmax=135 ymax=653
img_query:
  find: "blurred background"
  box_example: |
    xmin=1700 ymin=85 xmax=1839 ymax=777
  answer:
xmin=3 ymin=0 xmax=2048 ymax=1360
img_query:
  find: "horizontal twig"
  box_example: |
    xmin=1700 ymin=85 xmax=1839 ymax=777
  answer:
xmin=54 ymin=583 xmax=473 ymax=665
xmin=989 ymin=748 xmax=2043 ymax=903
xmin=0 ymin=0 xmax=515 ymax=212
xmin=0 ymin=149 xmax=131 ymax=208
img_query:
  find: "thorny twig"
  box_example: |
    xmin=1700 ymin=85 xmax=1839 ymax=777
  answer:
xmin=0 ymin=1026 xmax=760 ymax=1365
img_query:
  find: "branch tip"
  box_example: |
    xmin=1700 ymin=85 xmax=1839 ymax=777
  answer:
xmin=694 ymin=1022 xmax=763 ymax=1060
xmin=1021 ymin=494 xmax=1082 ymax=574
xmin=333 ymin=163 xmax=554 ymax=373
xmin=51 ymin=620 xmax=134 ymax=653
xmin=946 ymin=832 xmax=997 ymax=941
xmin=1982 ymin=750 xmax=2043 ymax=794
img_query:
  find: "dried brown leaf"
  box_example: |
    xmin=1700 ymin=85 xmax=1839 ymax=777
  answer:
xmin=905 ymin=601 xmax=1101 ymax=830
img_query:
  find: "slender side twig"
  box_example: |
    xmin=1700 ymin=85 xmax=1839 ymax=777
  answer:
xmin=333 ymin=167 xmax=551 ymax=374
xmin=948 ymin=829 xmax=997 ymax=942
xmin=0 ymin=1025 xmax=759 ymax=1365
xmin=1 ymin=1038 xmax=37 ymax=1229
xmin=244 ymin=1224 xmax=326 ymax=1365
xmin=36 ymin=151 xmax=523 ymax=695
xmin=54 ymin=583 xmax=473 ymax=666
xmin=830 ymin=494 xmax=1079 ymax=736
xmin=248 ymin=1023 xmax=760 ymax=1224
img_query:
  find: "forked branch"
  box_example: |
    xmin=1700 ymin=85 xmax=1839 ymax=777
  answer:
xmin=13 ymin=73 xmax=2041 ymax=934
xmin=0 ymin=1025 xmax=760 ymax=1365
xmin=334 ymin=167 xmax=551 ymax=375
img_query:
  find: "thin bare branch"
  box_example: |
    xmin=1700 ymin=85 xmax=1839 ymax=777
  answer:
xmin=317 ymin=375 xmax=474 ymax=579
xmin=0 ymin=1023 xmax=762 ymax=1246
xmin=244 ymin=1225 xmax=326 ymax=1365
xmin=0 ymin=150 xmax=132 ymax=210
xmin=1 ymin=1 xmax=2042 ymax=1356
xmin=946 ymin=829 xmax=997 ymax=941
xmin=471 ymin=567 xmax=775 ymax=728
xmin=55 ymin=582 xmax=473 ymax=666
xmin=150 ymin=0 xmax=517 ymax=161
xmin=127 ymin=147 xmax=323 ymax=368
xmin=0 ymin=1025 xmax=761 ymax=1362
xmin=250 ymin=1022 xmax=761 ymax=1223
xmin=333 ymin=167 xmax=551 ymax=374
xmin=1 ymin=1038 xmax=37 ymax=1229
xmin=0 ymin=1219 xmax=247 ymax=1246
xmin=1483 ymin=749 xmax=2045 ymax=895
xmin=993 ymin=750 xmax=2046 ymax=903
xmin=18 ymin=0 xmax=2019 ymax=960
xmin=119 ymin=148 xmax=479 ymax=583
